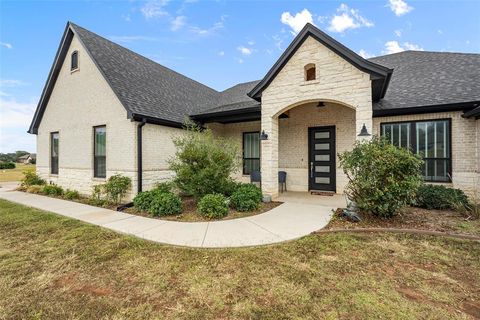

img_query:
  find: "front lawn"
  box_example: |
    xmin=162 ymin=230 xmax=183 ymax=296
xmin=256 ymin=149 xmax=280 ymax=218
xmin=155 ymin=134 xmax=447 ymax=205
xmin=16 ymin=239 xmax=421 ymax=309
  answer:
xmin=0 ymin=199 xmax=479 ymax=319
xmin=0 ymin=163 xmax=35 ymax=182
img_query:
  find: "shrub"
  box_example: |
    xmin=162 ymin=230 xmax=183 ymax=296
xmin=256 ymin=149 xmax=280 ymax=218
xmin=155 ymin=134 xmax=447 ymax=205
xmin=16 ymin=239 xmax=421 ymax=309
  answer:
xmin=104 ymin=174 xmax=132 ymax=205
xmin=133 ymin=190 xmax=156 ymax=212
xmin=21 ymin=171 xmax=46 ymax=186
xmin=0 ymin=162 xmax=15 ymax=169
xmin=220 ymin=179 xmax=242 ymax=197
xmin=42 ymin=184 xmax=64 ymax=196
xmin=230 ymin=183 xmax=262 ymax=212
xmin=169 ymin=123 xmax=240 ymax=199
xmin=339 ymin=137 xmax=423 ymax=218
xmin=198 ymin=193 xmax=229 ymax=219
xmin=148 ymin=192 xmax=182 ymax=217
xmin=26 ymin=185 xmax=43 ymax=194
xmin=415 ymin=184 xmax=469 ymax=210
xmin=153 ymin=181 xmax=174 ymax=193
xmin=64 ymin=189 xmax=80 ymax=200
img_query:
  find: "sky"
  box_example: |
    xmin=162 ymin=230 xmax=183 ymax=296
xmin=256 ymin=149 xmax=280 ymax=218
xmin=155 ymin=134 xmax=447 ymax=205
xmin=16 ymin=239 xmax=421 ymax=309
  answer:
xmin=0 ymin=0 xmax=479 ymax=153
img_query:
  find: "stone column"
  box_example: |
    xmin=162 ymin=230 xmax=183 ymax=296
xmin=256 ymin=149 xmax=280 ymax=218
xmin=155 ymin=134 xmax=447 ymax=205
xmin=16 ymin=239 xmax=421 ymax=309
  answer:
xmin=260 ymin=115 xmax=279 ymax=199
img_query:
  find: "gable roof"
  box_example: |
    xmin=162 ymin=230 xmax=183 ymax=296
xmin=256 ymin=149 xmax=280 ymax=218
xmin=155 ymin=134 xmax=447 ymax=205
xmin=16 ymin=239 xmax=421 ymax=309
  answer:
xmin=248 ymin=23 xmax=393 ymax=102
xmin=29 ymin=22 xmax=221 ymax=133
xmin=369 ymin=51 xmax=480 ymax=116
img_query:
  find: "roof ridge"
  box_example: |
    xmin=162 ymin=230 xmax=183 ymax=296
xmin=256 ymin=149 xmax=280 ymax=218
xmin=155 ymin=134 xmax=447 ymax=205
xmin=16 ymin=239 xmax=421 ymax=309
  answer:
xmin=69 ymin=22 xmax=219 ymax=94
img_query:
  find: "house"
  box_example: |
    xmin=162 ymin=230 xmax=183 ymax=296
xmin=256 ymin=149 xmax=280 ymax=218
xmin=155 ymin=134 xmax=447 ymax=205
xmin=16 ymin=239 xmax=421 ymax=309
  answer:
xmin=17 ymin=154 xmax=35 ymax=164
xmin=28 ymin=22 xmax=480 ymax=200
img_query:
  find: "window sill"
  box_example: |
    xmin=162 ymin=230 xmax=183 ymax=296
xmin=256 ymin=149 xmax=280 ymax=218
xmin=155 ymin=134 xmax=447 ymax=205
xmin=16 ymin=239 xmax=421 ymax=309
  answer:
xmin=70 ymin=68 xmax=80 ymax=74
xmin=49 ymin=174 xmax=58 ymax=177
xmin=92 ymin=177 xmax=106 ymax=182
xmin=301 ymin=80 xmax=320 ymax=86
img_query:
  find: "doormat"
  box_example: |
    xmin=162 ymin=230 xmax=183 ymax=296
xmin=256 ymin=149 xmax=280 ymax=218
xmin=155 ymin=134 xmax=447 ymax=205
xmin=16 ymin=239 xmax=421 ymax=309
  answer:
xmin=310 ymin=191 xmax=334 ymax=196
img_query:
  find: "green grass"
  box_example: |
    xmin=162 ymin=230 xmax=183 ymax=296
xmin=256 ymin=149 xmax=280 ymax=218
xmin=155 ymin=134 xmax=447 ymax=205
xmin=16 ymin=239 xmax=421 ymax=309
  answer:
xmin=0 ymin=163 xmax=35 ymax=182
xmin=0 ymin=199 xmax=479 ymax=319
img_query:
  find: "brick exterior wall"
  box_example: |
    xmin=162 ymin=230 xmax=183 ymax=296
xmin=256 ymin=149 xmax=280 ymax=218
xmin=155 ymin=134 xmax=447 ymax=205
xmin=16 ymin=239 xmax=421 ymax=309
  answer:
xmin=36 ymin=35 xmax=137 ymax=199
xmin=259 ymin=35 xmax=372 ymax=198
xmin=373 ymin=111 xmax=479 ymax=197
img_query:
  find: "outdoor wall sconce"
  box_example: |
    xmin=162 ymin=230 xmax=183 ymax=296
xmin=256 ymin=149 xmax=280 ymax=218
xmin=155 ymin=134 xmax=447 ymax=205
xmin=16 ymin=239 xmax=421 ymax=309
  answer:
xmin=357 ymin=123 xmax=371 ymax=136
xmin=316 ymin=101 xmax=325 ymax=108
xmin=260 ymin=130 xmax=269 ymax=140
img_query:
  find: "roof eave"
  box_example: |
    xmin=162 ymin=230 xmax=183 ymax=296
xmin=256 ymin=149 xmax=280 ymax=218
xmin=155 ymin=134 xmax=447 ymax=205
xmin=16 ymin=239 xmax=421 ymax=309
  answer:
xmin=373 ymin=101 xmax=480 ymax=117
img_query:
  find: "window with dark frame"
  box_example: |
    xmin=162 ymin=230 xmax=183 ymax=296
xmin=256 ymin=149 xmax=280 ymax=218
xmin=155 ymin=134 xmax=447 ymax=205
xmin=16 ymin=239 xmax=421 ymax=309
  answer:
xmin=94 ymin=126 xmax=106 ymax=178
xmin=50 ymin=132 xmax=59 ymax=175
xmin=243 ymin=132 xmax=260 ymax=175
xmin=71 ymin=51 xmax=79 ymax=71
xmin=381 ymin=119 xmax=451 ymax=182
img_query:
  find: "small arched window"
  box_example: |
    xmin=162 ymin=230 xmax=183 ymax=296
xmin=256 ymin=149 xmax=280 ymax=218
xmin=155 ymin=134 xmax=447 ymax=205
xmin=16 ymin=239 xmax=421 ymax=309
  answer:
xmin=71 ymin=51 xmax=79 ymax=71
xmin=304 ymin=63 xmax=316 ymax=81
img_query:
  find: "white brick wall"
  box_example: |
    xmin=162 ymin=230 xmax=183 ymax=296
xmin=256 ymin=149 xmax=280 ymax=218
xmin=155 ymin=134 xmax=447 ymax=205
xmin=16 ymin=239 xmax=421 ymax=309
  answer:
xmin=36 ymin=35 xmax=137 ymax=199
xmin=373 ymin=111 xmax=479 ymax=197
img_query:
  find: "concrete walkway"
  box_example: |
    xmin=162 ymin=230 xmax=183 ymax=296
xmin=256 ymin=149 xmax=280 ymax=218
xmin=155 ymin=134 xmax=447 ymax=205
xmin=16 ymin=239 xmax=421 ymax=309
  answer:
xmin=0 ymin=183 xmax=335 ymax=248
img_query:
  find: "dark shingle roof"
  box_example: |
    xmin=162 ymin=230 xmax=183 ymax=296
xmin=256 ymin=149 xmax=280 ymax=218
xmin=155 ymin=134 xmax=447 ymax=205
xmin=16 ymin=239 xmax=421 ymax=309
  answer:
xmin=369 ymin=51 xmax=480 ymax=112
xmin=193 ymin=80 xmax=260 ymax=115
xmin=71 ymin=23 xmax=220 ymax=124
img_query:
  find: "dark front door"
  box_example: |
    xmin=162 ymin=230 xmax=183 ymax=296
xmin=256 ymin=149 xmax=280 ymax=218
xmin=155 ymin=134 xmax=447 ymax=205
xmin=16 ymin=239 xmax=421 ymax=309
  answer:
xmin=308 ymin=126 xmax=336 ymax=192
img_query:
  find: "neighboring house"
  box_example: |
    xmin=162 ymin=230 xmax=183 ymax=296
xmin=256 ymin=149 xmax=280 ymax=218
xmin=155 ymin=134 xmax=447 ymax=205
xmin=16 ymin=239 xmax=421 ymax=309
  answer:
xmin=28 ymin=22 xmax=480 ymax=199
xmin=17 ymin=154 xmax=35 ymax=164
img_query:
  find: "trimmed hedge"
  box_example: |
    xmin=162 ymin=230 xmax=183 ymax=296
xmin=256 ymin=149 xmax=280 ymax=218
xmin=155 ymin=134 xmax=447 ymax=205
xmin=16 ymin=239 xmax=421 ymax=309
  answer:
xmin=148 ymin=192 xmax=182 ymax=217
xmin=198 ymin=194 xmax=229 ymax=219
xmin=42 ymin=184 xmax=64 ymax=196
xmin=415 ymin=184 xmax=469 ymax=210
xmin=230 ymin=183 xmax=262 ymax=212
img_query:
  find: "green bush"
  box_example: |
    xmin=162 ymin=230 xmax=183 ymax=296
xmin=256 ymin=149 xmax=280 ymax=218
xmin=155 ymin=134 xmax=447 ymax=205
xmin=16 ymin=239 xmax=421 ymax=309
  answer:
xmin=169 ymin=123 xmax=240 ymax=199
xmin=26 ymin=185 xmax=43 ymax=194
xmin=339 ymin=137 xmax=423 ymax=218
xmin=104 ymin=174 xmax=131 ymax=204
xmin=42 ymin=184 xmax=64 ymax=196
xmin=148 ymin=192 xmax=182 ymax=217
xmin=0 ymin=162 xmax=15 ymax=169
xmin=220 ymin=179 xmax=242 ymax=197
xmin=21 ymin=171 xmax=46 ymax=186
xmin=153 ymin=181 xmax=174 ymax=193
xmin=198 ymin=193 xmax=229 ymax=219
xmin=230 ymin=183 xmax=262 ymax=212
xmin=415 ymin=184 xmax=469 ymax=210
xmin=133 ymin=190 xmax=156 ymax=212
xmin=64 ymin=189 xmax=80 ymax=200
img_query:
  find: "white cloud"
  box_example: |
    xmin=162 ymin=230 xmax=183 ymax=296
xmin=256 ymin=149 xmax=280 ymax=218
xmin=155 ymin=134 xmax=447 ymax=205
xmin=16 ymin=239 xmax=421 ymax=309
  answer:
xmin=438 ymin=29 xmax=443 ymax=35
xmin=141 ymin=0 xmax=170 ymax=19
xmin=236 ymin=58 xmax=243 ymax=64
xmin=383 ymin=40 xmax=423 ymax=54
xmin=218 ymin=51 xmax=225 ymax=56
xmin=189 ymin=15 xmax=226 ymax=36
xmin=0 ymin=42 xmax=12 ymax=49
xmin=328 ymin=4 xmax=373 ymax=33
xmin=394 ymin=29 xmax=402 ymax=37
xmin=247 ymin=40 xmax=255 ymax=46
xmin=0 ymin=97 xmax=36 ymax=129
xmin=121 ymin=14 xmax=131 ymax=22
xmin=0 ymin=79 xmax=27 ymax=87
xmin=272 ymin=34 xmax=285 ymax=51
xmin=171 ymin=16 xmax=186 ymax=31
xmin=109 ymin=35 xmax=159 ymax=43
xmin=358 ymin=49 xmax=374 ymax=58
xmin=237 ymin=46 xmax=252 ymax=56
xmin=280 ymin=9 xmax=314 ymax=35
xmin=388 ymin=0 xmax=413 ymax=16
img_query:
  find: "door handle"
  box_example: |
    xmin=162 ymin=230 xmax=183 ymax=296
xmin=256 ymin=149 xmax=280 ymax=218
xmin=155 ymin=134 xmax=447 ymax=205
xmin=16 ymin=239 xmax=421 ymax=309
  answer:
xmin=310 ymin=162 xmax=313 ymax=178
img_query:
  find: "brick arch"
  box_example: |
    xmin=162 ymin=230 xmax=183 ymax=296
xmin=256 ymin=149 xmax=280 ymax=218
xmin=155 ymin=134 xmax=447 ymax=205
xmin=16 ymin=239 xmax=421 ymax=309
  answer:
xmin=272 ymin=98 xmax=356 ymax=119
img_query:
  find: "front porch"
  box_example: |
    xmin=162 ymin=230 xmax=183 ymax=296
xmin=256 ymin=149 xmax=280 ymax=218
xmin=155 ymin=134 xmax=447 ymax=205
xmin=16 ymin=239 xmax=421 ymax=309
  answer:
xmin=276 ymin=191 xmax=348 ymax=208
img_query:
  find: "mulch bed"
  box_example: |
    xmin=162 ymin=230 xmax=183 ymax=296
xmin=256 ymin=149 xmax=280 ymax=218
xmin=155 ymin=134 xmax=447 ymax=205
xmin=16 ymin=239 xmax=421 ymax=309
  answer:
xmin=124 ymin=197 xmax=283 ymax=222
xmin=326 ymin=206 xmax=480 ymax=236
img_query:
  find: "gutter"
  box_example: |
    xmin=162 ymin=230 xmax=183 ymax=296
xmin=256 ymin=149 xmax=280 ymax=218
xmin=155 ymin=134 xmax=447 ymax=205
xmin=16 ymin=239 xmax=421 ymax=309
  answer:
xmin=137 ymin=118 xmax=147 ymax=193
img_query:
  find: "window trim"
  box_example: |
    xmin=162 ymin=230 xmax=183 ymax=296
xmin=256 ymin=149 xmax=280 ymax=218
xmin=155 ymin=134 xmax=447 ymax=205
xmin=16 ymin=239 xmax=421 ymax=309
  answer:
xmin=93 ymin=125 xmax=106 ymax=179
xmin=50 ymin=131 xmax=59 ymax=175
xmin=71 ymin=50 xmax=79 ymax=71
xmin=304 ymin=63 xmax=316 ymax=81
xmin=242 ymin=131 xmax=261 ymax=175
xmin=380 ymin=118 xmax=452 ymax=183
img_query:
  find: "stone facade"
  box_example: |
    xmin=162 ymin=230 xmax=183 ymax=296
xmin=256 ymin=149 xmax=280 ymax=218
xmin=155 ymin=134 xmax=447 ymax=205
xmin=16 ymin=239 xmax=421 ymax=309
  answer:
xmin=373 ymin=111 xmax=479 ymax=197
xmin=260 ymin=35 xmax=372 ymax=198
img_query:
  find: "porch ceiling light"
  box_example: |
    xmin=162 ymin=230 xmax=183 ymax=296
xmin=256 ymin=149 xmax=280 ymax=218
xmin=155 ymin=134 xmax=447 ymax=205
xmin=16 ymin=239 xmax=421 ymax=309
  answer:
xmin=260 ymin=130 xmax=269 ymax=140
xmin=358 ymin=123 xmax=371 ymax=137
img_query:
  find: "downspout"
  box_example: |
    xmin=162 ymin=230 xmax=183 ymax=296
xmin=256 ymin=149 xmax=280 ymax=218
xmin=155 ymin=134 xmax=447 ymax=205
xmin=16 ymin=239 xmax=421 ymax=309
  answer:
xmin=137 ymin=119 xmax=147 ymax=193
